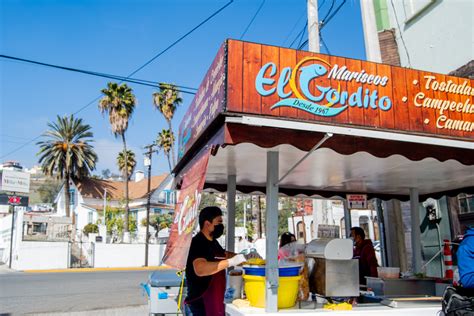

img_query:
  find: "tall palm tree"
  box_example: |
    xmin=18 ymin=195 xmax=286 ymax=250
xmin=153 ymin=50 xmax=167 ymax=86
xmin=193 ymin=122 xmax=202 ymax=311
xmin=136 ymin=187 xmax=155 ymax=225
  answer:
xmin=37 ymin=115 xmax=97 ymax=219
xmin=99 ymin=82 xmax=136 ymax=239
xmin=156 ymin=129 xmax=175 ymax=173
xmin=117 ymin=149 xmax=136 ymax=181
xmin=152 ymin=83 xmax=182 ymax=167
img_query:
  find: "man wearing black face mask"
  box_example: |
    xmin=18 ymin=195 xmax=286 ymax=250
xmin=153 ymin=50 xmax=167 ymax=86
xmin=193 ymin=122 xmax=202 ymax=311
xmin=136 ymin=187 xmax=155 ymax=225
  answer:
xmin=184 ymin=206 xmax=246 ymax=316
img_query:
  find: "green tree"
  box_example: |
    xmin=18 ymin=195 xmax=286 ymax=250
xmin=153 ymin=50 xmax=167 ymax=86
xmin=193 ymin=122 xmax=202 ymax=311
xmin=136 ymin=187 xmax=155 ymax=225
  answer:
xmin=156 ymin=129 xmax=175 ymax=172
xmin=279 ymin=197 xmax=297 ymax=236
xmin=37 ymin=115 xmax=97 ymax=219
xmin=99 ymin=82 xmax=136 ymax=238
xmin=104 ymin=207 xmax=137 ymax=236
xmin=235 ymin=199 xmax=256 ymax=239
xmin=117 ymin=149 xmax=136 ymax=180
xmin=101 ymin=169 xmax=111 ymax=179
xmin=83 ymin=223 xmax=98 ymax=236
xmin=141 ymin=213 xmax=173 ymax=235
xmin=199 ymin=192 xmax=217 ymax=209
xmin=37 ymin=179 xmax=62 ymax=203
xmin=152 ymin=83 xmax=182 ymax=167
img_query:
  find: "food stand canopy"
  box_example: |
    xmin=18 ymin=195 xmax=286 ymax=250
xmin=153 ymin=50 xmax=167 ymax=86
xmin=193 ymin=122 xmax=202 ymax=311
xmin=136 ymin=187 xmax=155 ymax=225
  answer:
xmin=174 ymin=39 xmax=473 ymax=200
xmin=166 ymin=39 xmax=473 ymax=313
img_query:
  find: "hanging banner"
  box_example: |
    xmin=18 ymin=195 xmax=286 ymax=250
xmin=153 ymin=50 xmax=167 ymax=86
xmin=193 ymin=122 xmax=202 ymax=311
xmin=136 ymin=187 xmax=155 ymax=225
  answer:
xmin=162 ymin=150 xmax=211 ymax=269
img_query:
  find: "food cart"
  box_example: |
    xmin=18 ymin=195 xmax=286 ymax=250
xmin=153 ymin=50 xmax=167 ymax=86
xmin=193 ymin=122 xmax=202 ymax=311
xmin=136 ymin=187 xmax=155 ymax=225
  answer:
xmin=162 ymin=39 xmax=474 ymax=315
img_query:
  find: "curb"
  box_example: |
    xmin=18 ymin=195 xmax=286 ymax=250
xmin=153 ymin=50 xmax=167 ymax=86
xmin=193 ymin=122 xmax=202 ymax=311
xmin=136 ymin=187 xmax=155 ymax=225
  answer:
xmin=23 ymin=266 xmax=169 ymax=273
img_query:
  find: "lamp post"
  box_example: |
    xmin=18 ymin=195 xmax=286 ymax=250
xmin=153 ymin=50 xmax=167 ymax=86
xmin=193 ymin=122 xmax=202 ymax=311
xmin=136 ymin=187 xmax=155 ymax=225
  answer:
xmin=144 ymin=143 xmax=157 ymax=267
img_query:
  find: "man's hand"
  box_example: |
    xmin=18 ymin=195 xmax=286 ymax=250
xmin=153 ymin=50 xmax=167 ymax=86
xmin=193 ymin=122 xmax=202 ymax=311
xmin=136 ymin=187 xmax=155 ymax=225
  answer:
xmin=227 ymin=254 xmax=246 ymax=267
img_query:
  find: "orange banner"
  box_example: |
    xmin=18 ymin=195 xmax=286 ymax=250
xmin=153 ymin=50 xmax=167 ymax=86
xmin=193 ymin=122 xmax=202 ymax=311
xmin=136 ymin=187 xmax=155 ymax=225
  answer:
xmin=162 ymin=151 xmax=211 ymax=269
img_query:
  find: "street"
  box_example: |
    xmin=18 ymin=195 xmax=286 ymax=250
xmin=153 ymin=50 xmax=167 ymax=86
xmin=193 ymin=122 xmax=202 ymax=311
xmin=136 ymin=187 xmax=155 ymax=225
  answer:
xmin=0 ymin=270 xmax=150 ymax=314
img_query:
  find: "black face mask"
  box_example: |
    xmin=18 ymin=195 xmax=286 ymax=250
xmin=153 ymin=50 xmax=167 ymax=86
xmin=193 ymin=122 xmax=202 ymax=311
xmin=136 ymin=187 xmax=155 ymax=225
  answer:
xmin=212 ymin=224 xmax=224 ymax=239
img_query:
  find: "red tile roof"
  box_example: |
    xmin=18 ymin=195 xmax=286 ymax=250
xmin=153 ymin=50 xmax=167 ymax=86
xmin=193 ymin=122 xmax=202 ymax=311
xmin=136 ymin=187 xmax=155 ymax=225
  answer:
xmin=75 ymin=174 xmax=169 ymax=200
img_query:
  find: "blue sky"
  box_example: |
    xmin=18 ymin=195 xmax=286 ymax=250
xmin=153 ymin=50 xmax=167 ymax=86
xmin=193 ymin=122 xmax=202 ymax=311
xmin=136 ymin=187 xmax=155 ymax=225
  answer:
xmin=0 ymin=0 xmax=366 ymax=176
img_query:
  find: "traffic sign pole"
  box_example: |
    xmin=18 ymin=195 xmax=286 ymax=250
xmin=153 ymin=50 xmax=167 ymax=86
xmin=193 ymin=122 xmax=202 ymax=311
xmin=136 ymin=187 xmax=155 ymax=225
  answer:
xmin=9 ymin=204 xmax=14 ymax=269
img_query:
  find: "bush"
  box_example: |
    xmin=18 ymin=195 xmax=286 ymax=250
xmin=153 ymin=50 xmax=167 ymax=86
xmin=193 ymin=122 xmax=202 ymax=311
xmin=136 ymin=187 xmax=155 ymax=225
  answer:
xmin=83 ymin=223 xmax=99 ymax=236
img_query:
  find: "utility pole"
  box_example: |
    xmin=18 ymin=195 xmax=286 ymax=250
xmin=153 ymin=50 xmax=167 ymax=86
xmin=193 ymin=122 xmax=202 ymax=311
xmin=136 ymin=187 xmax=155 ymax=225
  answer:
xmin=307 ymin=0 xmax=320 ymax=53
xmin=144 ymin=143 xmax=158 ymax=266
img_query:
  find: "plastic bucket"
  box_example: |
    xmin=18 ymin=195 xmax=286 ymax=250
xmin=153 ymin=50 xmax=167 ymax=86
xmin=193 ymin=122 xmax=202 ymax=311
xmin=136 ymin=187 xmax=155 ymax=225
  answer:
xmin=243 ymin=274 xmax=301 ymax=308
xmin=243 ymin=266 xmax=300 ymax=277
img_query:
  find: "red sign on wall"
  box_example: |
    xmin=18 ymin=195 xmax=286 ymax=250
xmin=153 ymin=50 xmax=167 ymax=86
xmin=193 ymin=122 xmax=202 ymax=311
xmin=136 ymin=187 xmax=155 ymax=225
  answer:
xmin=162 ymin=150 xmax=211 ymax=270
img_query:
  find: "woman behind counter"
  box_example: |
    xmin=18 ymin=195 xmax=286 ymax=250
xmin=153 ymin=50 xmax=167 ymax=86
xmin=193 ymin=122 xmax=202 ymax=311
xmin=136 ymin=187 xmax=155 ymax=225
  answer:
xmin=278 ymin=232 xmax=296 ymax=259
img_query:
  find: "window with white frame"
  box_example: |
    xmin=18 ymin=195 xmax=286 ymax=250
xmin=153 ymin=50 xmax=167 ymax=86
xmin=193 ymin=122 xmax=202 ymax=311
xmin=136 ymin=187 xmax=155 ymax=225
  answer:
xmin=403 ymin=0 xmax=435 ymax=23
xmin=459 ymin=194 xmax=474 ymax=214
xmin=158 ymin=191 xmax=166 ymax=204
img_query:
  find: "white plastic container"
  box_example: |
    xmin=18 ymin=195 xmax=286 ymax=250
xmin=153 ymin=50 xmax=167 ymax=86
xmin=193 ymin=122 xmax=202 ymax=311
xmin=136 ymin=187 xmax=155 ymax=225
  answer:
xmin=377 ymin=267 xmax=400 ymax=279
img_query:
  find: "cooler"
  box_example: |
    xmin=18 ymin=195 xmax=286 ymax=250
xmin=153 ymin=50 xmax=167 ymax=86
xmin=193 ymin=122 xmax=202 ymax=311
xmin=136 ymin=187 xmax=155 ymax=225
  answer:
xmin=147 ymin=269 xmax=186 ymax=315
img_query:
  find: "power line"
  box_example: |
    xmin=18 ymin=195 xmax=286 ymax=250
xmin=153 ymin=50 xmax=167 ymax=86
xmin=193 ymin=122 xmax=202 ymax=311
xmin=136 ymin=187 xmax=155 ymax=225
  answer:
xmin=320 ymin=0 xmax=346 ymax=29
xmin=127 ymin=0 xmax=234 ymax=79
xmin=240 ymin=0 xmax=265 ymax=40
xmin=320 ymin=35 xmax=332 ymax=54
xmin=297 ymin=0 xmax=346 ymax=51
xmin=297 ymin=21 xmax=308 ymax=48
xmin=0 ymin=1 xmax=233 ymax=160
xmin=288 ymin=20 xmax=307 ymax=48
xmin=321 ymin=0 xmax=336 ymax=24
xmin=281 ymin=10 xmax=306 ymax=46
xmin=0 ymin=54 xmax=198 ymax=94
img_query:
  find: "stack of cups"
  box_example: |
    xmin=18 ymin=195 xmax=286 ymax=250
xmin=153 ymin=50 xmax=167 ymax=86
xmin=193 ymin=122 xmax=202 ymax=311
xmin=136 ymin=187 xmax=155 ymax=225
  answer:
xmin=228 ymin=269 xmax=243 ymax=299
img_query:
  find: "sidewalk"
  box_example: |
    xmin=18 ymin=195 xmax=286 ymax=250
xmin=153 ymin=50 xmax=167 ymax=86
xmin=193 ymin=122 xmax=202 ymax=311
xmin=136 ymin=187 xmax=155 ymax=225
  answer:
xmin=0 ymin=263 xmax=20 ymax=274
xmin=24 ymin=266 xmax=168 ymax=273
xmin=29 ymin=305 xmax=148 ymax=316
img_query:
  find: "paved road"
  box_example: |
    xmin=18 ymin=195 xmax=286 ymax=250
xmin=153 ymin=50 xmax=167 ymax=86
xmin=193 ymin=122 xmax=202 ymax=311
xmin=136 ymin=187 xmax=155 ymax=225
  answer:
xmin=0 ymin=270 xmax=151 ymax=314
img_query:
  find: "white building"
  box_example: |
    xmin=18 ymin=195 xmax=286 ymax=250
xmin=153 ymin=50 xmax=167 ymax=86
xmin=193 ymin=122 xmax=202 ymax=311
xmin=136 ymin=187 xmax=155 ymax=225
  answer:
xmin=288 ymin=199 xmax=378 ymax=241
xmin=374 ymin=0 xmax=472 ymax=74
xmin=54 ymin=173 xmax=175 ymax=239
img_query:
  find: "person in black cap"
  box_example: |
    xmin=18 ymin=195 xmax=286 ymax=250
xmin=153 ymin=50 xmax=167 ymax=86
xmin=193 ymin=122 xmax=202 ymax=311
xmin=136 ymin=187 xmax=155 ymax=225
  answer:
xmin=184 ymin=206 xmax=246 ymax=316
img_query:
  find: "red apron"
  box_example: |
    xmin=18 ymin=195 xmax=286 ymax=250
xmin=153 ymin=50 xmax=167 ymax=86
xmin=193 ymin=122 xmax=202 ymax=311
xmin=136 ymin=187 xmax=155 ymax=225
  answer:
xmin=185 ymin=269 xmax=226 ymax=316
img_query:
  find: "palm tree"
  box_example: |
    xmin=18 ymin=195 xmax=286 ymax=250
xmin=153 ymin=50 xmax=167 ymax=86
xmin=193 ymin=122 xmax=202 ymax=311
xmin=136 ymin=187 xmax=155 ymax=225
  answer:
xmin=156 ymin=129 xmax=175 ymax=173
xmin=117 ymin=149 xmax=136 ymax=181
xmin=99 ymin=82 xmax=136 ymax=240
xmin=37 ymin=115 xmax=97 ymax=220
xmin=152 ymin=83 xmax=182 ymax=167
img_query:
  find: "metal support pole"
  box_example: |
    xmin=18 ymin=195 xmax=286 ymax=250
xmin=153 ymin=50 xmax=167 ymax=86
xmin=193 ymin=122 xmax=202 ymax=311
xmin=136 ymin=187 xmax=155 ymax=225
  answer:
xmin=9 ymin=205 xmax=15 ymax=269
xmin=307 ymin=0 xmax=320 ymax=53
xmin=343 ymin=200 xmax=352 ymax=238
xmin=226 ymin=175 xmax=236 ymax=253
xmin=410 ymin=188 xmax=422 ymax=273
xmin=374 ymin=198 xmax=387 ymax=267
xmin=277 ymin=133 xmax=332 ymax=185
xmin=265 ymin=151 xmax=279 ymax=312
xmin=144 ymin=144 xmax=157 ymax=267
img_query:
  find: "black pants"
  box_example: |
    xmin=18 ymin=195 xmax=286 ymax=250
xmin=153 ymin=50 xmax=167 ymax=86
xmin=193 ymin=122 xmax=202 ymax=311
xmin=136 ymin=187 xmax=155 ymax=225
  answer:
xmin=184 ymin=298 xmax=205 ymax=316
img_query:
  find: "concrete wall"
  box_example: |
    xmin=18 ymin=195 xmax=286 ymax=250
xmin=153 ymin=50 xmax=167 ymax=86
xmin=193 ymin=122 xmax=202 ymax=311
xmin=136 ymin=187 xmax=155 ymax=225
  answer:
xmin=12 ymin=241 xmax=69 ymax=270
xmin=93 ymin=243 xmax=166 ymax=268
xmin=386 ymin=0 xmax=473 ymax=73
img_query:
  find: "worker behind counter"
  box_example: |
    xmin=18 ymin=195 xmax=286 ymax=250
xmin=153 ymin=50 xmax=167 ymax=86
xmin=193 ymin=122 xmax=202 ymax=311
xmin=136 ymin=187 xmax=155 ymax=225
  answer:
xmin=184 ymin=206 xmax=247 ymax=316
xmin=350 ymin=226 xmax=378 ymax=285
